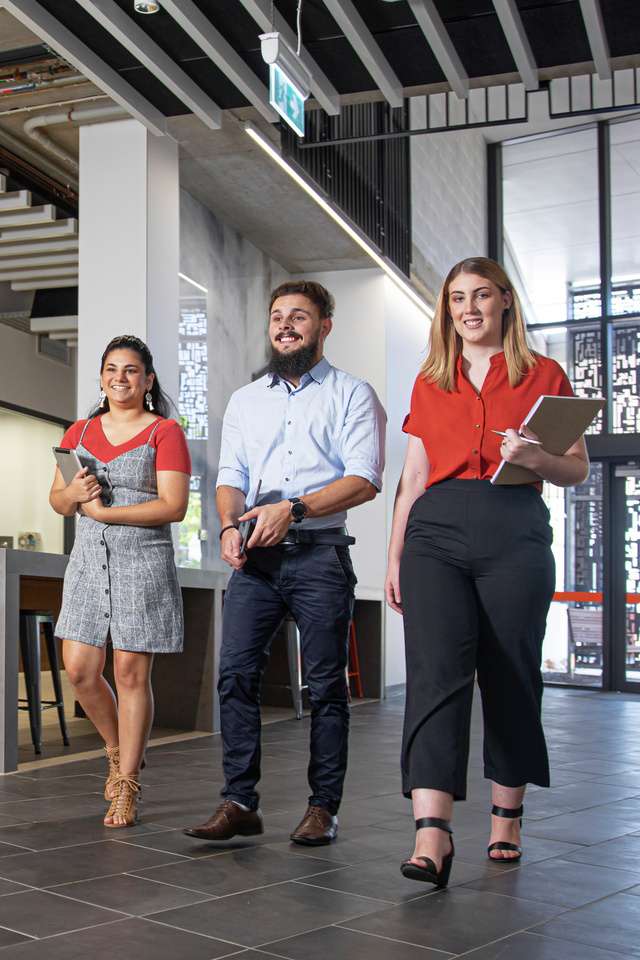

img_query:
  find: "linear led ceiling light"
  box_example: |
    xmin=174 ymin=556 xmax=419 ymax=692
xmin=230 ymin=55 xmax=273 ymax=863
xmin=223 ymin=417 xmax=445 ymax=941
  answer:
xmin=244 ymin=122 xmax=432 ymax=318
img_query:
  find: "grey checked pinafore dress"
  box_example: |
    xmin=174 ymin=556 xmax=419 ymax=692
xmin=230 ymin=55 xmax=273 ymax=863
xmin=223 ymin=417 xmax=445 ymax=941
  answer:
xmin=55 ymin=419 xmax=184 ymax=652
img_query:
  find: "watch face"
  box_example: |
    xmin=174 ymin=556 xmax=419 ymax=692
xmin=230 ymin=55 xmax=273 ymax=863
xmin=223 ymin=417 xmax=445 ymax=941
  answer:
xmin=291 ymin=500 xmax=306 ymax=521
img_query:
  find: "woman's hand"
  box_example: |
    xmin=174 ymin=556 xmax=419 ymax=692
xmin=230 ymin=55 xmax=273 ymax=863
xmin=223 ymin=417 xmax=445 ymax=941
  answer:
xmin=67 ymin=467 xmax=103 ymax=504
xmin=79 ymin=498 xmax=108 ymax=521
xmin=500 ymin=427 xmax=544 ymax=471
xmin=385 ymin=557 xmax=403 ymax=614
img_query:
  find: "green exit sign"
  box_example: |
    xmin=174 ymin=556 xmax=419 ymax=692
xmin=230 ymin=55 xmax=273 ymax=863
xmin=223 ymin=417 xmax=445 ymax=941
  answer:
xmin=269 ymin=63 xmax=306 ymax=138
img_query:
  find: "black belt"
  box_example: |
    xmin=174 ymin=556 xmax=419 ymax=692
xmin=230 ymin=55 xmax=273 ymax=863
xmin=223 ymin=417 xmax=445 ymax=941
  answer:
xmin=279 ymin=526 xmax=355 ymax=546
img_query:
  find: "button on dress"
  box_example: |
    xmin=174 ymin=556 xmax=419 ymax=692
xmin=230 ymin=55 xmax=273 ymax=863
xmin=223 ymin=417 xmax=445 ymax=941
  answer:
xmin=55 ymin=419 xmax=184 ymax=652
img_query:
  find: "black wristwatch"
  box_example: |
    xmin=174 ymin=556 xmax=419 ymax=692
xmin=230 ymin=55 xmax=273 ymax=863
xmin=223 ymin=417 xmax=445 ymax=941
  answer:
xmin=289 ymin=497 xmax=308 ymax=523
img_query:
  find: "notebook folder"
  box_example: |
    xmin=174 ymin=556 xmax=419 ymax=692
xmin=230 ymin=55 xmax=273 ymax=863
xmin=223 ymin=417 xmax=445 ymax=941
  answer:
xmin=491 ymin=395 xmax=606 ymax=486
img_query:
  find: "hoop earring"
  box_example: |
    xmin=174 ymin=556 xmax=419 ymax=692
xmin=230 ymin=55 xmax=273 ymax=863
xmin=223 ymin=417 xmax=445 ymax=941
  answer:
xmin=99 ymin=390 xmax=106 ymax=409
xmin=145 ymin=391 xmax=154 ymax=411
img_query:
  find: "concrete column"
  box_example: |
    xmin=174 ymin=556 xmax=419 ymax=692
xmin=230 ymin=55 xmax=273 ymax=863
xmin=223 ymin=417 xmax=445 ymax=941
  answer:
xmin=77 ymin=119 xmax=179 ymax=417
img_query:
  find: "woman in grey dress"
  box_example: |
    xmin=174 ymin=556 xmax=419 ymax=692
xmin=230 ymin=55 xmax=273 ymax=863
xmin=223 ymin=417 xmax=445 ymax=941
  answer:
xmin=50 ymin=336 xmax=190 ymax=827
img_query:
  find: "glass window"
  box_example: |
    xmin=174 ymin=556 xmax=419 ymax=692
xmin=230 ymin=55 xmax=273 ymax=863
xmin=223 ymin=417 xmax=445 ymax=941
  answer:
xmin=177 ymin=274 xmax=209 ymax=569
xmin=0 ymin=406 xmax=65 ymax=554
xmin=542 ymin=464 xmax=603 ymax=686
xmin=503 ymin=127 xmax=600 ymax=329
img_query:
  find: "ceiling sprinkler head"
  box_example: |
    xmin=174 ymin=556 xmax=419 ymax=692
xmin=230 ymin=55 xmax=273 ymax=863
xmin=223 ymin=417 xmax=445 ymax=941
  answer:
xmin=133 ymin=1 xmax=161 ymax=12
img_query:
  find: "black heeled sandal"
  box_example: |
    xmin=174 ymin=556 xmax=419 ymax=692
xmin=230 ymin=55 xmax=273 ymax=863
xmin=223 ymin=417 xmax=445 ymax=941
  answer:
xmin=400 ymin=817 xmax=454 ymax=887
xmin=487 ymin=804 xmax=523 ymax=862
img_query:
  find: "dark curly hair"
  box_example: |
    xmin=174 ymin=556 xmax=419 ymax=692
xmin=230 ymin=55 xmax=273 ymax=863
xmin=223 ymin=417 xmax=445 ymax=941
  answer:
xmin=269 ymin=280 xmax=335 ymax=319
xmin=88 ymin=334 xmax=173 ymax=419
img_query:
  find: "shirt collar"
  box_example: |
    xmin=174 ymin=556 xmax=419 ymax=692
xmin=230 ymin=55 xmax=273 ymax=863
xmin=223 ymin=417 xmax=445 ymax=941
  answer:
xmin=456 ymin=350 xmax=505 ymax=372
xmin=268 ymin=356 xmax=331 ymax=389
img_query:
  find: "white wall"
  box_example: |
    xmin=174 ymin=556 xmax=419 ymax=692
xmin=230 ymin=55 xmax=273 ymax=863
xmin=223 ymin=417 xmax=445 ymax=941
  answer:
xmin=78 ymin=119 xmax=179 ymax=416
xmin=0 ymin=324 xmax=75 ymax=421
xmin=0 ymin=407 xmax=65 ymax=553
xmin=410 ymin=99 xmax=488 ymax=299
xmin=384 ymin=277 xmax=431 ymax=687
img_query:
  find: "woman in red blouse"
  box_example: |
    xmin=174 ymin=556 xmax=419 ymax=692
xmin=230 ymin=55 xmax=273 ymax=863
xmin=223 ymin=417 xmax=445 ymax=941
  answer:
xmin=386 ymin=258 xmax=588 ymax=886
xmin=50 ymin=335 xmax=190 ymax=827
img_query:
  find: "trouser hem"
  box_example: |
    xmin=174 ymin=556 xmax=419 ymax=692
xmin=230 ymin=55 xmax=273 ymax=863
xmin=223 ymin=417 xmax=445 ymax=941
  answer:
xmin=484 ymin=767 xmax=550 ymax=789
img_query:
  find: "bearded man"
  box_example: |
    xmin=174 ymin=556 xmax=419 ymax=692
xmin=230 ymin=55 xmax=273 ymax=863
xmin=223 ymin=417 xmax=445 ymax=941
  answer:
xmin=185 ymin=280 xmax=386 ymax=845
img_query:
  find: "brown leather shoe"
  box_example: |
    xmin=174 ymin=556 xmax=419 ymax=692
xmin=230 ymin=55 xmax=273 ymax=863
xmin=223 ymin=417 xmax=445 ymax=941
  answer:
xmin=290 ymin=805 xmax=338 ymax=845
xmin=183 ymin=800 xmax=263 ymax=841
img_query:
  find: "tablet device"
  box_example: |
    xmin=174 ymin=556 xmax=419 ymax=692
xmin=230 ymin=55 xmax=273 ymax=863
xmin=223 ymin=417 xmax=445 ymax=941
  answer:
xmin=53 ymin=447 xmax=85 ymax=486
xmin=239 ymin=479 xmax=262 ymax=553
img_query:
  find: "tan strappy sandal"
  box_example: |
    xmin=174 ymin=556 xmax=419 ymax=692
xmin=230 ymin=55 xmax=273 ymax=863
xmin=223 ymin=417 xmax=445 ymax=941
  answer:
xmin=104 ymin=745 xmax=120 ymax=801
xmin=104 ymin=773 xmax=141 ymax=828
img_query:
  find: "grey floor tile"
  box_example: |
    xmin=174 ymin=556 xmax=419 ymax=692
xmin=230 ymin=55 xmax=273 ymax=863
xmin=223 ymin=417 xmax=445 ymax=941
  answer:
xmin=0 ymin=889 xmax=126 ymax=938
xmin=0 ymin=878 xmax=31 ymax=897
xmin=523 ymin=810 xmax=640 ymax=845
xmin=454 ymin=833 xmax=582 ymax=866
xmin=0 ymin=795 xmax=108 ymax=824
xmin=0 ymin=926 xmax=32 ymax=949
xmin=0 ymin=817 xmax=172 ymax=852
xmin=341 ymin=887 xmax=564 ymax=954
xmin=0 ymin=775 xmax=103 ymax=802
xmin=149 ymin=881 xmax=388 ymax=946
xmin=466 ymin=857 xmax=640 ymax=907
xmin=297 ymin=854 xmax=505 ymax=903
xmin=252 ymin=925 xmax=451 ymax=959
xmin=0 ymin=917 xmax=241 ymax=959
xmin=563 ymin=834 xmax=640 ymax=870
xmin=116 ymin=829 xmax=253 ymax=860
xmin=52 ymin=873 xmax=217 ymax=915
xmin=133 ymin=846 xmax=336 ymax=897
xmin=0 ymin=840 xmax=187 ymax=887
xmin=460 ymin=931 xmax=634 ymax=959
xmin=534 ymin=892 xmax=640 ymax=956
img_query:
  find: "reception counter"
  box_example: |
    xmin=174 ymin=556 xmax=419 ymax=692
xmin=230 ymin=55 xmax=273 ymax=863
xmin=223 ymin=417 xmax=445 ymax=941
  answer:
xmin=0 ymin=548 xmax=384 ymax=773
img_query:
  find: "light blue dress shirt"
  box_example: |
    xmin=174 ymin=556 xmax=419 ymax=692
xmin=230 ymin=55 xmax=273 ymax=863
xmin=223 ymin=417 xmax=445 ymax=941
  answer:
xmin=216 ymin=357 xmax=386 ymax=530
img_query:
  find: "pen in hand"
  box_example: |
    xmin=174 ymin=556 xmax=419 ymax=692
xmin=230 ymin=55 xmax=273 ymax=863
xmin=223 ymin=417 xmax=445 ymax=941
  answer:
xmin=492 ymin=429 xmax=542 ymax=446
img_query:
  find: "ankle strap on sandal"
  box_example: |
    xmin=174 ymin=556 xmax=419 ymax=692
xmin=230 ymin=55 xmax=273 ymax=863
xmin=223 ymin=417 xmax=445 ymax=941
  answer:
xmin=415 ymin=816 xmax=452 ymax=834
xmin=491 ymin=805 xmax=523 ymax=819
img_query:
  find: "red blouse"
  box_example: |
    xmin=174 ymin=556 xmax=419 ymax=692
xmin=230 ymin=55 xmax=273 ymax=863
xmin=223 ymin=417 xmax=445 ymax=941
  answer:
xmin=403 ymin=352 xmax=574 ymax=489
xmin=61 ymin=416 xmax=191 ymax=474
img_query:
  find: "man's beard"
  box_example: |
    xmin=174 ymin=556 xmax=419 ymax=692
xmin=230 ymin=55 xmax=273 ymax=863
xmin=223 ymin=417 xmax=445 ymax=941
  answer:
xmin=268 ymin=338 xmax=319 ymax=380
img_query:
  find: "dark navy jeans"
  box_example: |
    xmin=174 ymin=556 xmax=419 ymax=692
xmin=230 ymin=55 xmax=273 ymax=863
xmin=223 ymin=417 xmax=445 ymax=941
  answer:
xmin=218 ymin=542 xmax=356 ymax=815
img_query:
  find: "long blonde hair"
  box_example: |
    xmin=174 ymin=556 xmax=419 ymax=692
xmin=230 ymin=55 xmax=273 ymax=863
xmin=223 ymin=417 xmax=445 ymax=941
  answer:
xmin=421 ymin=257 xmax=536 ymax=391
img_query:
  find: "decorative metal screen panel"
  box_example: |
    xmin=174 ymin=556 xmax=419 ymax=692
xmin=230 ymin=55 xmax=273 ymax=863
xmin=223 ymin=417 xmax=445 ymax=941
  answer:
xmin=281 ymin=102 xmax=411 ymax=276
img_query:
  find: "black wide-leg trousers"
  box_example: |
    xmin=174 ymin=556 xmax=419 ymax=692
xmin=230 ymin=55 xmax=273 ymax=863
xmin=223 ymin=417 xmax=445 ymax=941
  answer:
xmin=400 ymin=480 xmax=555 ymax=801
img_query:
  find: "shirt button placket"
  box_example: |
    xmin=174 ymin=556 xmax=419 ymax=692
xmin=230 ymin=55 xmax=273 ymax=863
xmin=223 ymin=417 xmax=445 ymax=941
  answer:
xmin=100 ymin=528 xmax=111 ymax=630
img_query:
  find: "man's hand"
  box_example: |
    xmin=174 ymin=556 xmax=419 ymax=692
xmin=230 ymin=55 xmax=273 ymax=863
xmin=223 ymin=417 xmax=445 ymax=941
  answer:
xmin=220 ymin=527 xmax=246 ymax=570
xmin=239 ymin=500 xmax=292 ymax=549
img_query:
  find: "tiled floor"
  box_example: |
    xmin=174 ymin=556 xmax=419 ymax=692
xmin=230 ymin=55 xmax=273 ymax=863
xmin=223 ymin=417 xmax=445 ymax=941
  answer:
xmin=1 ymin=687 xmax=640 ymax=958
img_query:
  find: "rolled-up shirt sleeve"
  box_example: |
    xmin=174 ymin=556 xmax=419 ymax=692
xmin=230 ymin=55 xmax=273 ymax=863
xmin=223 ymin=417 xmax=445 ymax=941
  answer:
xmin=340 ymin=381 xmax=386 ymax=491
xmin=216 ymin=394 xmax=250 ymax=494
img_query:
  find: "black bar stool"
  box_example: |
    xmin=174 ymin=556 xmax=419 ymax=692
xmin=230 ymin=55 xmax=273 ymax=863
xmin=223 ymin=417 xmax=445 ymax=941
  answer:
xmin=284 ymin=615 xmax=308 ymax=720
xmin=19 ymin=611 xmax=70 ymax=754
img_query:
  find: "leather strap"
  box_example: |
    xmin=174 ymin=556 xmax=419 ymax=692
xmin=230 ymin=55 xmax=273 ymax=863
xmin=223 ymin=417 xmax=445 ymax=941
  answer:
xmin=415 ymin=816 xmax=452 ymax=834
xmin=491 ymin=805 xmax=523 ymax=819
xmin=280 ymin=526 xmax=355 ymax=546
xmin=488 ymin=841 xmax=521 ymax=853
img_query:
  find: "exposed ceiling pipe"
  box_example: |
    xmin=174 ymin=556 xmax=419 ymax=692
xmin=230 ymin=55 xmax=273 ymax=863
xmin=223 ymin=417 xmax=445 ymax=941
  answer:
xmin=0 ymin=124 xmax=78 ymax=188
xmin=0 ymin=93 xmax=108 ymax=120
xmin=22 ymin=103 xmax=127 ymax=173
